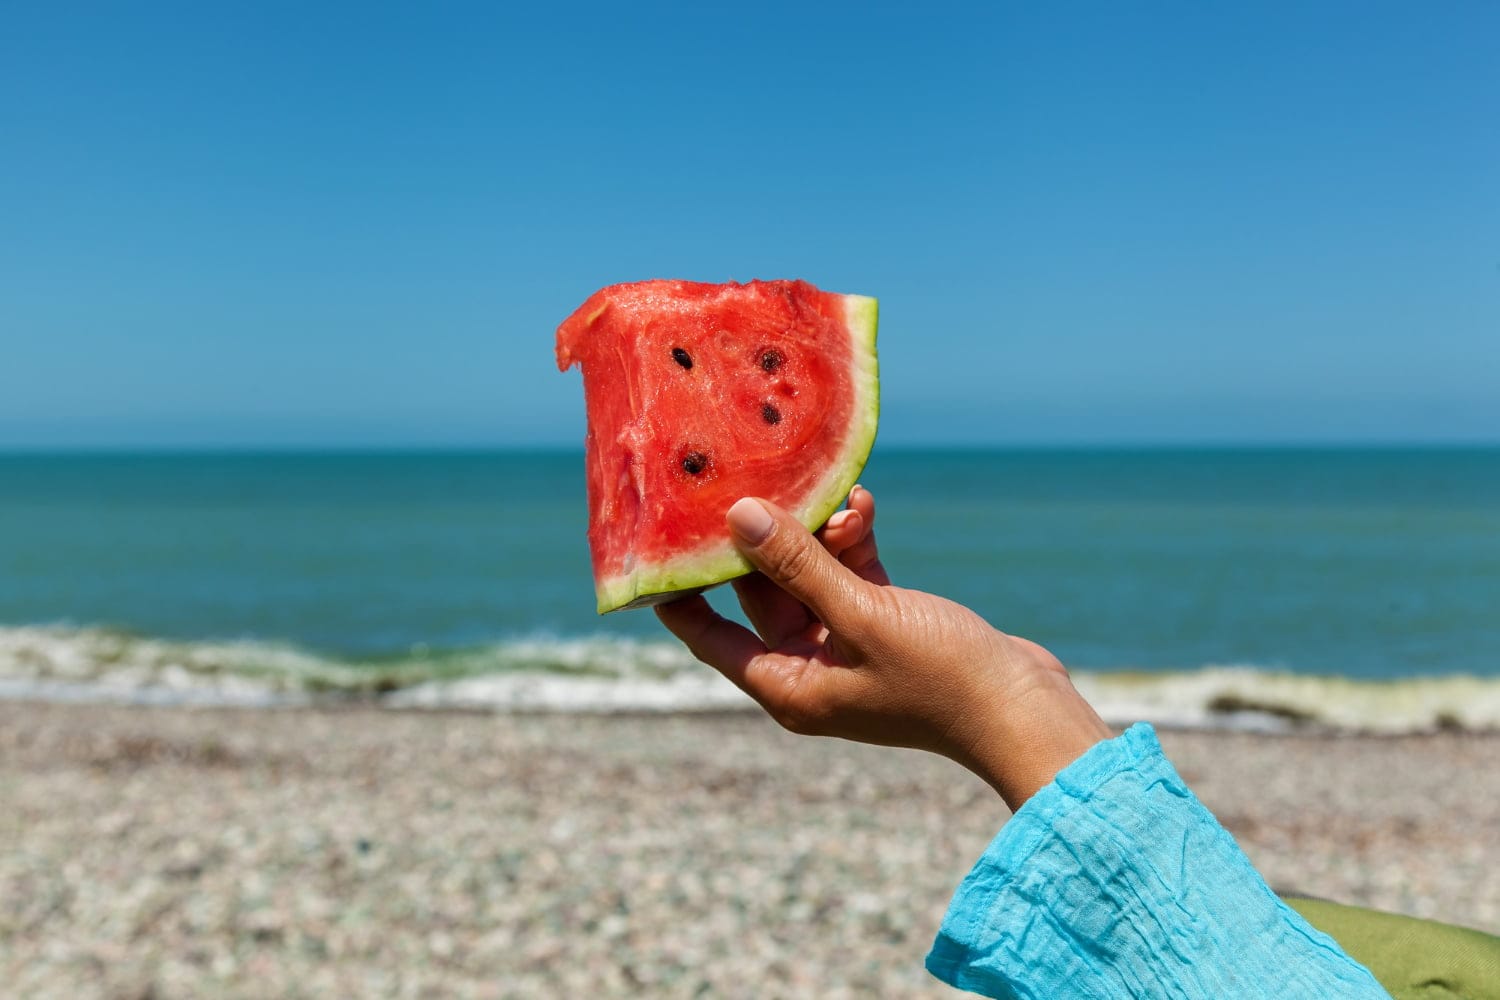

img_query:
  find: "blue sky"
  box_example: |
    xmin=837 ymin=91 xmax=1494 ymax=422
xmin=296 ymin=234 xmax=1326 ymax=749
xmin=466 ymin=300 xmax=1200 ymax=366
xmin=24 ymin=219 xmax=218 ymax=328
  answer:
xmin=2 ymin=2 xmax=1496 ymax=447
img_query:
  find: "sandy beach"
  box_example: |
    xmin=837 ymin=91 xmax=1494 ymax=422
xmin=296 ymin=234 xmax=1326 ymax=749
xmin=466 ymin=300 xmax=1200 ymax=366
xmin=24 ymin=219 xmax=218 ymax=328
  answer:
xmin=2 ymin=702 xmax=1496 ymax=999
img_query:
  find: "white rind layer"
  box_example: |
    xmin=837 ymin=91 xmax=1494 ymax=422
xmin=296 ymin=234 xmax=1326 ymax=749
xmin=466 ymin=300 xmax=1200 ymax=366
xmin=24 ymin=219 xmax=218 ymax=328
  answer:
xmin=596 ymin=294 xmax=880 ymax=613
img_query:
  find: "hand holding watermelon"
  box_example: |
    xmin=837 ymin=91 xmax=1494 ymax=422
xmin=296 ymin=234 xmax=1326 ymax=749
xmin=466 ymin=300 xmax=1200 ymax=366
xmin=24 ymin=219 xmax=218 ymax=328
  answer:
xmin=559 ymin=279 xmax=1108 ymax=809
xmin=656 ymin=488 xmax=1114 ymax=812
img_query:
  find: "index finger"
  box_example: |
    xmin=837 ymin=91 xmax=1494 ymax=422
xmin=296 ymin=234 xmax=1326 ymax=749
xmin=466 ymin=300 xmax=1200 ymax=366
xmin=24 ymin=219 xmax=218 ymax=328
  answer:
xmin=654 ymin=595 xmax=765 ymax=693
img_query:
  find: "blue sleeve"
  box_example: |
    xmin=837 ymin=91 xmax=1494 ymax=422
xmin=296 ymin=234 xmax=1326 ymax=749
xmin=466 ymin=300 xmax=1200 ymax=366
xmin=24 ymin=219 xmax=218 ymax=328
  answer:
xmin=926 ymin=723 xmax=1391 ymax=999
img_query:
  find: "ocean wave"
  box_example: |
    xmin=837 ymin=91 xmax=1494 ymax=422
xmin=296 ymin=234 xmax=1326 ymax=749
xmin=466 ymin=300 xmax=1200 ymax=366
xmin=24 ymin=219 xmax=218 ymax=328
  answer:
xmin=1072 ymin=669 xmax=1500 ymax=735
xmin=2 ymin=625 xmax=1497 ymax=732
xmin=0 ymin=625 xmax=725 ymax=711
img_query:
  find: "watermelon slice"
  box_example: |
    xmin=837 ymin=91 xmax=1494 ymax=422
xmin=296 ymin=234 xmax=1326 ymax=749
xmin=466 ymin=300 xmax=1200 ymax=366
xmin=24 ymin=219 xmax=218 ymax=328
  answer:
xmin=556 ymin=279 xmax=879 ymax=613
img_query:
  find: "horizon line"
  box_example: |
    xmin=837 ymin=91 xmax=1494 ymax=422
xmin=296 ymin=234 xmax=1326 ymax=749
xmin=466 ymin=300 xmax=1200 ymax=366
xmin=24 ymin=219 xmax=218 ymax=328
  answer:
xmin=2 ymin=440 xmax=1498 ymax=456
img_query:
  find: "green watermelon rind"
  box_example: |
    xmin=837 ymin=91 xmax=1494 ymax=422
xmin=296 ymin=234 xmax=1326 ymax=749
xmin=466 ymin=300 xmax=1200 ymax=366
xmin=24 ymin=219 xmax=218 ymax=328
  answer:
xmin=596 ymin=293 xmax=880 ymax=613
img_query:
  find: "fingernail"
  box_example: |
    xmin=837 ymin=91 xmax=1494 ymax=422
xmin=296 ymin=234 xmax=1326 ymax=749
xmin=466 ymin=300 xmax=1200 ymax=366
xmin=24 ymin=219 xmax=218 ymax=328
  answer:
xmin=727 ymin=497 xmax=775 ymax=545
xmin=827 ymin=510 xmax=854 ymax=530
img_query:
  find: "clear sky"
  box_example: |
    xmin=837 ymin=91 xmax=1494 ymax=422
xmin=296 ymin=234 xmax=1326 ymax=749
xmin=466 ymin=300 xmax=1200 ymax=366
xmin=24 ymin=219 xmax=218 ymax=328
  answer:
xmin=2 ymin=2 xmax=1496 ymax=448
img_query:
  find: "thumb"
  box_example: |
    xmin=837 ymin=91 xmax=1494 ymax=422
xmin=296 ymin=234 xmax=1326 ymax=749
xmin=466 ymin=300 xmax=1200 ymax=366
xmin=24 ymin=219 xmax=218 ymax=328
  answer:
xmin=726 ymin=497 xmax=871 ymax=633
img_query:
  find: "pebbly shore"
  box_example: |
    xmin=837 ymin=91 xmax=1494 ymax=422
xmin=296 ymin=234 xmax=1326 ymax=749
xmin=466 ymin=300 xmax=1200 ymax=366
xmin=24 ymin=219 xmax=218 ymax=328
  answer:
xmin=2 ymin=702 xmax=1496 ymax=999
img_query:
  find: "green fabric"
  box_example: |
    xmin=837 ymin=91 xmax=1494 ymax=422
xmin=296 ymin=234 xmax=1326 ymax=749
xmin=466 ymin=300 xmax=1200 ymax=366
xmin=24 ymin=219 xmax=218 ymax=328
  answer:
xmin=1283 ymin=897 xmax=1500 ymax=1000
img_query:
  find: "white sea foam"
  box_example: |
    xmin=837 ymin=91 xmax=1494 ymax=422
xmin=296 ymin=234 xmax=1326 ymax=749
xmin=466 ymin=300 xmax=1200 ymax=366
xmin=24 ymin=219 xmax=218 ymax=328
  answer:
xmin=1074 ymin=668 xmax=1500 ymax=734
xmin=0 ymin=624 xmax=372 ymax=692
xmin=384 ymin=672 xmax=752 ymax=713
xmin=2 ymin=625 xmax=1497 ymax=732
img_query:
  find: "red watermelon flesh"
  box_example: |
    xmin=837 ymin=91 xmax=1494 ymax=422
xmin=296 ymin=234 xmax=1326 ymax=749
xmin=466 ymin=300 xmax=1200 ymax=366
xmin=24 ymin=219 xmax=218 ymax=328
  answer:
xmin=556 ymin=279 xmax=879 ymax=612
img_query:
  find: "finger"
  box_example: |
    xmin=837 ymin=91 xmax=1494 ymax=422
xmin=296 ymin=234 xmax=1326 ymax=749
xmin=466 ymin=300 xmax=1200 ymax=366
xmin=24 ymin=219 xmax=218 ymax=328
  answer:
xmin=816 ymin=508 xmax=864 ymax=557
xmin=732 ymin=571 xmax=812 ymax=648
xmin=849 ymin=485 xmax=876 ymax=530
xmin=748 ymin=652 xmax=866 ymax=737
xmin=655 ymin=596 xmax=766 ymax=692
xmin=840 ymin=535 xmax=891 ymax=586
xmin=840 ymin=486 xmax=891 ymax=585
xmin=726 ymin=497 xmax=872 ymax=635
xmin=735 ymin=506 xmax=861 ymax=650
xmin=656 ymin=596 xmax=831 ymax=722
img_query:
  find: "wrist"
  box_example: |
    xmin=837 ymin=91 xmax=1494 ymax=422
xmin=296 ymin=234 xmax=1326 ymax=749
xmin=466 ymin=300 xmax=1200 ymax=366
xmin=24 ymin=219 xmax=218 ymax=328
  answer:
xmin=954 ymin=635 xmax=1113 ymax=812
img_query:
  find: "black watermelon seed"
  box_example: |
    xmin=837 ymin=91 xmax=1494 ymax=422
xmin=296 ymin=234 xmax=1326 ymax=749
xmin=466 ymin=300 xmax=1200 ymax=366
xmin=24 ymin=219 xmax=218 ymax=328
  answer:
xmin=761 ymin=403 xmax=781 ymax=425
xmin=759 ymin=350 xmax=783 ymax=372
xmin=672 ymin=347 xmax=693 ymax=369
xmin=681 ymin=451 xmax=707 ymax=475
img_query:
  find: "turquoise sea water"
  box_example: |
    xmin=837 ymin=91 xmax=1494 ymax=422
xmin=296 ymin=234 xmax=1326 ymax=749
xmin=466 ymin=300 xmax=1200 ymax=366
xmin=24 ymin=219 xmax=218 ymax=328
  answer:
xmin=1 ymin=449 xmax=1497 ymax=724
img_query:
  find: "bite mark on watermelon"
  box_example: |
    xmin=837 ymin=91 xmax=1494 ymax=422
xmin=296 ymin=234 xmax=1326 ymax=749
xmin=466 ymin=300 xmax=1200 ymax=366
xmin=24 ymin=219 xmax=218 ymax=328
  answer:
xmin=556 ymin=279 xmax=879 ymax=613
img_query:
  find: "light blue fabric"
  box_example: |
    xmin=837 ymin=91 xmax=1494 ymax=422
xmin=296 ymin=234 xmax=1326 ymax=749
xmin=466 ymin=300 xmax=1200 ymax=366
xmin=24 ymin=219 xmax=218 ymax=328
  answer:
xmin=926 ymin=723 xmax=1391 ymax=999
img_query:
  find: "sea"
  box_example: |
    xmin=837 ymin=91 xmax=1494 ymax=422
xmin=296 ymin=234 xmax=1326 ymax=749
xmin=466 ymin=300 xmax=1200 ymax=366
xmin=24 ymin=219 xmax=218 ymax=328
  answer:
xmin=1 ymin=448 xmax=1497 ymax=732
